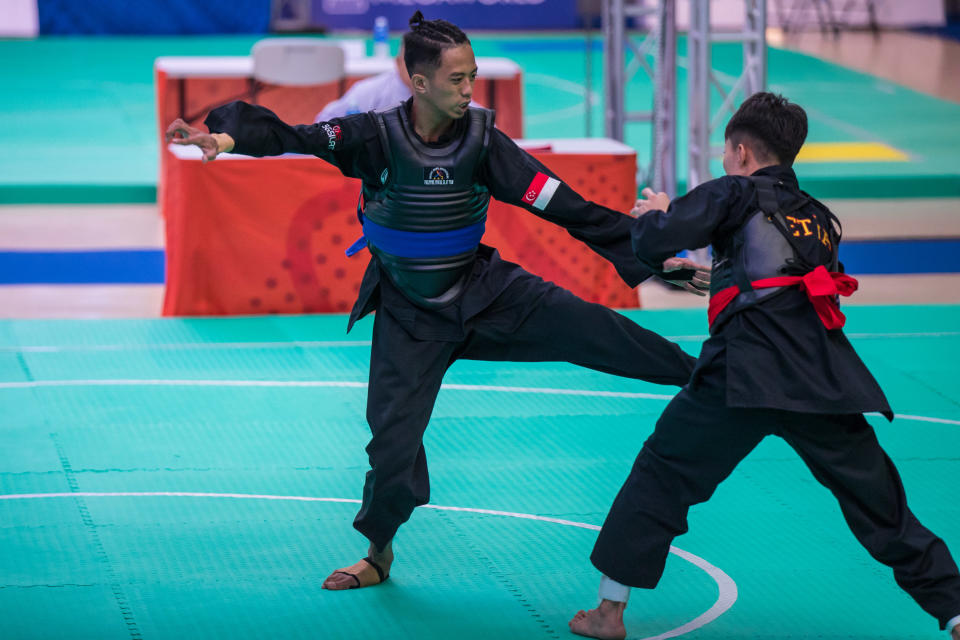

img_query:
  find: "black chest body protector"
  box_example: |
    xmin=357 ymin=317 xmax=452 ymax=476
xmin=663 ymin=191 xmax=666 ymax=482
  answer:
xmin=709 ymin=175 xmax=842 ymax=331
xmin=360 ymin=105 xmax=494 ymax=308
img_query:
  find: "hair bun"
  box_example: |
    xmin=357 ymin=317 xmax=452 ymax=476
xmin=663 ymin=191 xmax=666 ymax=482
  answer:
xmin=409 ymin=10 xmax=425 ymax=30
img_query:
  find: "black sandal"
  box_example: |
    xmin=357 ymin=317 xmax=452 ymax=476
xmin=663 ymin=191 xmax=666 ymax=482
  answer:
xmin=330 ymin=556 xmax=389 ymax=589
xmin=361 ymin=556 xmax=389 ymax=584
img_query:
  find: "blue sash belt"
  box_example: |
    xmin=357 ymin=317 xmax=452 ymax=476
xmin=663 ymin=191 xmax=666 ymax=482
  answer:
xmin=346 ymin=216 xmax=486 ymax=258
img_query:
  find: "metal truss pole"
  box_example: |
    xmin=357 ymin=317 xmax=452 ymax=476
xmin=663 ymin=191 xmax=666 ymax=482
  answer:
xmin=602 ymin=0 xmax=626 ymax=142
xmin=651 ymin=0 xmax=676 ymax=195
xmin=741 ymin=0 xmax=767 ymax=97
xmin=687 ymin=0 xmax=767 ymax=190
xmin=687 ymin=0 xmax=711 ymax=191
xmin=602 ymin=0 xmax=677 ymax=195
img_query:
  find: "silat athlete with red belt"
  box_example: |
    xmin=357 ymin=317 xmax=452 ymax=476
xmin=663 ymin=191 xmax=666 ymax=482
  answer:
xmin=166 ymin=11 xmax=710 ymax=594
xmin=569 ymin=92 xmax=960 ymax=640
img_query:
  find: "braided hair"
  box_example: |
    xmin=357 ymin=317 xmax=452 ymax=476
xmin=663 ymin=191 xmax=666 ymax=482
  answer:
xmin=403 ymin=10 xmax=470 ymax=77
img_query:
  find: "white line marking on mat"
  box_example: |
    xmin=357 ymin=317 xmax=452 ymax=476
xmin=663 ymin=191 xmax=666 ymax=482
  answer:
xmin=0 ymin=379 xmax=370 ymax=389
xmin=4 ymin=330 xmax=957 ymax=353
xmin=0 ymin=491 xmax=737 ymax=639
xmin=5 ymin=340 xmax=373 ymax=353
xmin=440 ymin=383 xmax=674 ymax=400
xmin=869 ymin=413 xmax=960 ymax=426
xmin=4 ymin=378 xmax=959 ymax=425
xmin=845 ymin=331 xmax=960 ymax=339
xmin=0 ymin=379 xmax=675 ymax=399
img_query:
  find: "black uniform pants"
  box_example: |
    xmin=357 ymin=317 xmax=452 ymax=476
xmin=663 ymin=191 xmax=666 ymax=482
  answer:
xmin=590 ymin=386 xmax=960 ymax=630
xmin=352 ymin=269 xmax=695 ymax=552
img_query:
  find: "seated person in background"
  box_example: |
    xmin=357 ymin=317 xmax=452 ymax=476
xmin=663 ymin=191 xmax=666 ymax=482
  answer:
xmin=315 ymin=44 xmax=414 ymax=121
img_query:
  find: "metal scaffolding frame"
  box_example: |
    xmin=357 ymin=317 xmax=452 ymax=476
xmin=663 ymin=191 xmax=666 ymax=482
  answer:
xmin=600 ymin=0 xmax=767 ymax=195
xmin=601 ymin=0 xmax=676 ymax=195
xmin=688 ymin=0 xmax=767 ymax=189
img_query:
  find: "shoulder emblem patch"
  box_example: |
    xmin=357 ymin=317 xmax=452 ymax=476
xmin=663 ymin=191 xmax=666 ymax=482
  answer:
xmin=523 ymin=172 xmax=561 ymax=210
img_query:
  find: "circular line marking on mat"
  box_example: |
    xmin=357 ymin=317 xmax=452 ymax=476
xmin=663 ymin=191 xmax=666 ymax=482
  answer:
xmin=0 ymin=492 xmax=737 ymax=639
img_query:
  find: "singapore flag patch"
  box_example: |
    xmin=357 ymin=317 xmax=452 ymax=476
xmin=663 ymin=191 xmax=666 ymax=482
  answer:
xmin=522 ymin=172 xmax=560 ymax=211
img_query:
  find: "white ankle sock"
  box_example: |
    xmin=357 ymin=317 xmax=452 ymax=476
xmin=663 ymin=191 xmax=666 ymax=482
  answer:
xmin=598 ymin=575 xmax=631 ymax=604
xmin=947 ymin=614 xmax=960 ymax=634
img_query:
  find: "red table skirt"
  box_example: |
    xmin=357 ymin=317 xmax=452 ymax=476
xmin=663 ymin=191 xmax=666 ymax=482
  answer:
xmin=161 ymin=149 xmax=640 ymax=316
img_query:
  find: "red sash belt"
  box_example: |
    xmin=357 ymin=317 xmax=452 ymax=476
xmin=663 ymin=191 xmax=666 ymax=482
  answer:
xmin=708 ymin=265 xmax=859 ymax=329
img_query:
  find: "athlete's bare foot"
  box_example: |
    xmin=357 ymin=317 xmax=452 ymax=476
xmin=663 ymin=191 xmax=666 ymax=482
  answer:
xmin=568 ymin=599 xmax=627 ymax=639
xmin=322 ymin=541 xmax=393 ymax=590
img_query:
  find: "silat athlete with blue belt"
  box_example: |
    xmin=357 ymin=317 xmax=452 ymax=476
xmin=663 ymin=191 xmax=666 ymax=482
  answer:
xmin=166 ymin=11 xmax=709 ymax=592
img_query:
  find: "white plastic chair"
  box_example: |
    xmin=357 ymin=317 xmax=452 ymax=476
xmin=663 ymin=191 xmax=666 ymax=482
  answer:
xmin=251 ymin=38 xmax=345 ymax=86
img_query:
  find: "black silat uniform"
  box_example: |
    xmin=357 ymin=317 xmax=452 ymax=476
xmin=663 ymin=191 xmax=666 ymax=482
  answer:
xmin=205 ymin=99 xmax=696 ymax=551
xmin=589 ymin=165 xmax=960 ymax=630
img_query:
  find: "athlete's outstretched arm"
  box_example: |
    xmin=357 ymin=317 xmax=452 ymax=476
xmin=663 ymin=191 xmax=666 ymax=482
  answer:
xmin=631 ymin=188 xmax=711 ymax=295
xmin=479 ymin=130 xmax=653 ymax=286
xmin=167 ymin=101 xmax=382 ymax=181
xmin=628 ymin=178 xmax=744 ymax=270
xmin=481 ymin=129 xmax=699 ymax=289
xmin=165 ymin=118 xmax=234 ymax=162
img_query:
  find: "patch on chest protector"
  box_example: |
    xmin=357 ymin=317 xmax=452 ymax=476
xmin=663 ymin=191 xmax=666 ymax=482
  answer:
xmin=423 ymin=167 xmax=454 ymax=185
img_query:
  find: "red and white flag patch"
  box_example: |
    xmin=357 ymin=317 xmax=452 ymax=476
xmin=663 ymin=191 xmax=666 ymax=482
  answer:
xmin=522 ymin=172 xmax=561 ymax=211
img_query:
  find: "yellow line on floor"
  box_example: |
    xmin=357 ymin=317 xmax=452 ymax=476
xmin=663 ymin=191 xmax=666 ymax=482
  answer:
xmin=795 ymin=142 xmax=909 ymax=163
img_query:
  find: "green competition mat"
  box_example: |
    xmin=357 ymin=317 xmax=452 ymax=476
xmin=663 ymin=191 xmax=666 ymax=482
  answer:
xmin=1 ymin=305 xmax=958 ymax=638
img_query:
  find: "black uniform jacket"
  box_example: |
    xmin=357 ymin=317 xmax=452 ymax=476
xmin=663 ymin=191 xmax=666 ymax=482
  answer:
xmin=629 ymin=165 xmax=892 ymax=418
xmin=206 ymin=100 xmax=655 ymax=341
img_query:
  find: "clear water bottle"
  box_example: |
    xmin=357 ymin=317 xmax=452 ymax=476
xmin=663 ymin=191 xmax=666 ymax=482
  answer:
xmin=373 ymin=16 xmax=389 ymax=58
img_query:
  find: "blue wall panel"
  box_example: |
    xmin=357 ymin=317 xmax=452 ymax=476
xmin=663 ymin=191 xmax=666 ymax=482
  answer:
xmin=39 ymin=0 xmax=271 ymax=35
xmin=313 ymin=0 xmax=581 ymax=31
